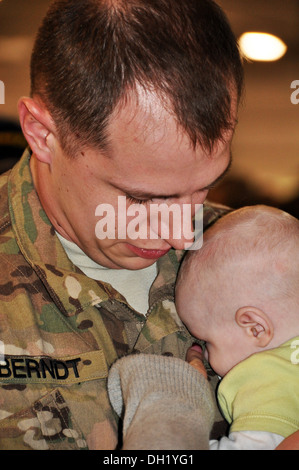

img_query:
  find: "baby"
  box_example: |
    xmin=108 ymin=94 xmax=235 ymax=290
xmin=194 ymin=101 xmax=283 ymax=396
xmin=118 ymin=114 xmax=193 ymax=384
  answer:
xmin=108 ymin=205 xmax=299 ymax=450
xmin=175 ymin=204 xmax=299 ymax=449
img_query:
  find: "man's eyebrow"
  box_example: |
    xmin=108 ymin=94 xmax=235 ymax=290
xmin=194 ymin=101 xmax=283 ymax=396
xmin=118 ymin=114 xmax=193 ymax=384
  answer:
xmin=112 ymin=154 xmax=233 ymax=200
xmin=203 ymin=153 xmax=233 ymax=190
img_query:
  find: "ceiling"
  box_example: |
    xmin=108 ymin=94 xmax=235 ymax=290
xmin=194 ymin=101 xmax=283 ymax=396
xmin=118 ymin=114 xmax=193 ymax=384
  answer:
xmin=0 ymin=0 xmax=298 ymax=204
xmin=218 ymin=0 xmax=299 ymax=204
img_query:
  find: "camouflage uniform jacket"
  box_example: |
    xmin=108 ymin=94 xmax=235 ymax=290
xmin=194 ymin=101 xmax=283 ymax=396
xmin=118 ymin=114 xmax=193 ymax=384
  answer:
xmin=0 ymin=149 xmax=227 ymax=450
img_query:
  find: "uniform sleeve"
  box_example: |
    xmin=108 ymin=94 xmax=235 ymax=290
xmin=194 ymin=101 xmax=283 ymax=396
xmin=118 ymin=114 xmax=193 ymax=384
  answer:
xmin=108 ymin=354 xmax=215 ymax=450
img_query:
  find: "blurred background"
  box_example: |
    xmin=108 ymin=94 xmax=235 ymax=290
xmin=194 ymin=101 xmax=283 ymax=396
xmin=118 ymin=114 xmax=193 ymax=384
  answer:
xmin=0 ymin=0 xmax=298 ymax=215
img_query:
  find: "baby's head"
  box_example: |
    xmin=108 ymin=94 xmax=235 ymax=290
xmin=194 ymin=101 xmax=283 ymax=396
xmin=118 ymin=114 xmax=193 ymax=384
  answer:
xmin=175 ymin=205 xmax=299 ymax=377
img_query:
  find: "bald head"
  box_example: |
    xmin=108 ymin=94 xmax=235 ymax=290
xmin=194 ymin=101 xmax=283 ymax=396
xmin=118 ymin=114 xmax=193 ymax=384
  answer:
xmin=176 ymin=205 xmax=299 ymax=330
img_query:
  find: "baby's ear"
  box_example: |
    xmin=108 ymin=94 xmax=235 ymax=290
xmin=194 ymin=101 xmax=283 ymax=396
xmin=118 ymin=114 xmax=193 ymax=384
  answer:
xmin=235 ymin=306 xmax=274 ymax=348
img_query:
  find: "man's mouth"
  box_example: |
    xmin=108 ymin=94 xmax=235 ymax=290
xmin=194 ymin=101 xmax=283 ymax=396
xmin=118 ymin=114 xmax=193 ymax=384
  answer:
xmin=126 ymin=243 xmax=171 ymax=259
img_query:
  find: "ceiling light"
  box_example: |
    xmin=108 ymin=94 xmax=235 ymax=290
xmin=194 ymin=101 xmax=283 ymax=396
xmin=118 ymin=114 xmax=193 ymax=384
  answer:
xmin=239 ymin=32 xmax=287 ymax=62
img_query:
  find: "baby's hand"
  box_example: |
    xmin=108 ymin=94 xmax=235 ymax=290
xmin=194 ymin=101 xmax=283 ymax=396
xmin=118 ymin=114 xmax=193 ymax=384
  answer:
xmin=186 ymin=344 xmax=207 ymax=379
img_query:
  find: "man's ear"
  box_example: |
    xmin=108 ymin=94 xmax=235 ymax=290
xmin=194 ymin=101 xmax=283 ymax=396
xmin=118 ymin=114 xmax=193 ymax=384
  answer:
xmin=235 ymin=306 xmax=274 ymax=348
xmin=18 ymin=97 xmax=55 ymax=164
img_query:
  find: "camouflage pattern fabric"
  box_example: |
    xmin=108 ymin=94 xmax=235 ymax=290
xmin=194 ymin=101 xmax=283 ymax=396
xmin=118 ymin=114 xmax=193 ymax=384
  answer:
xmin=0 ymin=149 xmax=229 ymax=449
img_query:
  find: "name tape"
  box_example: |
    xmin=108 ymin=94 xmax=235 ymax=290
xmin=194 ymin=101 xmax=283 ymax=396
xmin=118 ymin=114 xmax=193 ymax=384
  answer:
xmin=0 ymin=350 xmax=108 ymax=384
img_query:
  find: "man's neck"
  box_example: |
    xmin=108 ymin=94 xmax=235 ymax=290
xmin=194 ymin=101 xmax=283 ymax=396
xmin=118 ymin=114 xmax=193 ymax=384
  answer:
xmin=57 ymin=232 xmax=157 ymax=314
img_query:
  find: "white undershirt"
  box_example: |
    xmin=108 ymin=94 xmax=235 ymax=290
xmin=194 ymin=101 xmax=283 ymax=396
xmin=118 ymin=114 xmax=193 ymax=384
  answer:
xmin=56 ymin=233 xmax=157 ymax=314
xmin=210 ymin=430 xmax=284 ymax=450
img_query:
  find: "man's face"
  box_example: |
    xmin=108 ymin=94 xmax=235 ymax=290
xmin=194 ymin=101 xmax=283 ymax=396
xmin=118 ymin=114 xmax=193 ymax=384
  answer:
xmin=44 ymin=90 xmax=236 ymax=270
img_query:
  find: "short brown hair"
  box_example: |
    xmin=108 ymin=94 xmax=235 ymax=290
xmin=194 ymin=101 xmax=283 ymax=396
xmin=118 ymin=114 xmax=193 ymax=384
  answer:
xmin=31 ymin=0 xmax=243 ymax=155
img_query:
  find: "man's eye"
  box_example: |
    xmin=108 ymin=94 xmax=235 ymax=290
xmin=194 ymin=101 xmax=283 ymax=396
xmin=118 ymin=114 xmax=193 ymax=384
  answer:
xmin=126 ymin=195 xmax=152 ymax=205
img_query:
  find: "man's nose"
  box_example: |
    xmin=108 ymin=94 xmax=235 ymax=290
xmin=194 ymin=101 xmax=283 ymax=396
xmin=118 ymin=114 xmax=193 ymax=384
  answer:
xmin=148 ymin=195 xmax=205 ymax=250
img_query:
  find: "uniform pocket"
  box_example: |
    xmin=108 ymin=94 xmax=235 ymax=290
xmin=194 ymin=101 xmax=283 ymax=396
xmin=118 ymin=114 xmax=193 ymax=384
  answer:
xmin=0 ymin=387 xmax=88 ymax=450
xmin=31 ymin=388 xmax=88 ymax=450
xmin=0 ymin=350 xmax=109 ymax=449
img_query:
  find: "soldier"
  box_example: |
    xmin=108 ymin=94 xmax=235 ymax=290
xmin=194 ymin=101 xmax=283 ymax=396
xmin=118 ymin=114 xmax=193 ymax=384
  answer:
xmin=0 ymin=0 xmax=243 ymax=449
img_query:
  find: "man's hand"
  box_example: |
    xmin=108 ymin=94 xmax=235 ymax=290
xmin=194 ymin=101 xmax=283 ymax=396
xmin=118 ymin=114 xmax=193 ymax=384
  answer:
xmin=186 ymin=344 xmax=207 ymax=379
xmin=276 ymin=431 xmax=299 ymax=450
